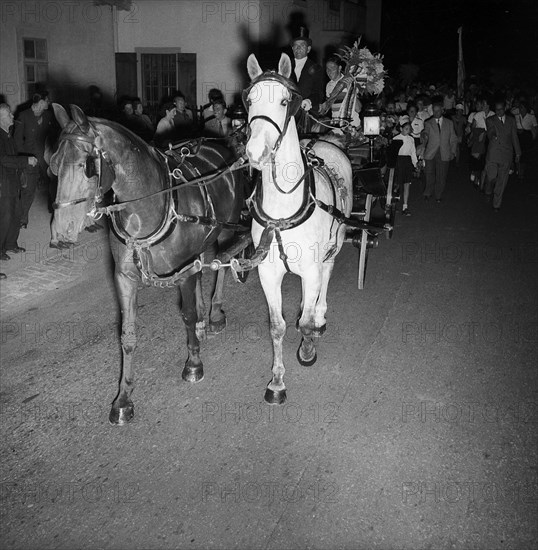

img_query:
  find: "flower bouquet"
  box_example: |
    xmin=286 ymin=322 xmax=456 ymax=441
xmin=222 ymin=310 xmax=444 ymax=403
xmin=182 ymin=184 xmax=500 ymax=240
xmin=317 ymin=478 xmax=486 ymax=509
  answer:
xmin=337 ymin=36 xmax=386 ymax=96
xmin=320 ymin=37 xmax=386 ymax=131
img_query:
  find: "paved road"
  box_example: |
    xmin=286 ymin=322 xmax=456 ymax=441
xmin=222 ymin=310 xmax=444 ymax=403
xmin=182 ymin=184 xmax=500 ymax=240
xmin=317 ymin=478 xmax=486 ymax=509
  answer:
xmin=1 ymin=159 xmax=537 ymax=550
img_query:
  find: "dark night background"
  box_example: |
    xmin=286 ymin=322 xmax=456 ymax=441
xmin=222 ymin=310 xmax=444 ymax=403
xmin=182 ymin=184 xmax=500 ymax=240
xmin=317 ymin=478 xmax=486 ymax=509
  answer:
xmin=380 ymin=0 xmax=538 ymax=89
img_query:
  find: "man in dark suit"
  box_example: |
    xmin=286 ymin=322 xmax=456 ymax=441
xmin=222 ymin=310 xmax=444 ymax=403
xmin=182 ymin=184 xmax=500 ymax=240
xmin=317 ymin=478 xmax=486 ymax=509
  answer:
xmin=289 ymin=30 xmax=324 ymax=134
xmin=485 ymin=100 xmax=521 ymax=211
xmin=14 ymin=91 xmax=55 ymax=224
xmin=0 ymin=104 xmax=38 ymax=272
xmin=422 ymin=101 xmax=458 ymax=202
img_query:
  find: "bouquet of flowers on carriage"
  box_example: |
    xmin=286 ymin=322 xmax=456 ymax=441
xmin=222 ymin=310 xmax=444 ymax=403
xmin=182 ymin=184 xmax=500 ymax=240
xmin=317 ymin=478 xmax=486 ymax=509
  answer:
xmin=320 ymin=37 xmax=386 ymax=137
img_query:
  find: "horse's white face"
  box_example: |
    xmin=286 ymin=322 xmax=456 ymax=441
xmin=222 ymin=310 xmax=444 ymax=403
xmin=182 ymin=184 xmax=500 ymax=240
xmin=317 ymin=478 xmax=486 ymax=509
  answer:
xmin=245 ymin=81 xmax=292 ymax=169
xmin=245 ymin=53 xmax=293 ymax=169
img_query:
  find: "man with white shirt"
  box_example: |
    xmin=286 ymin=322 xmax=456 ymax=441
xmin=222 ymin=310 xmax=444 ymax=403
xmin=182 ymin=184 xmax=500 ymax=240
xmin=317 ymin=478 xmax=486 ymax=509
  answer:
xmin=289 ymin=28 xmax=323 ymax=133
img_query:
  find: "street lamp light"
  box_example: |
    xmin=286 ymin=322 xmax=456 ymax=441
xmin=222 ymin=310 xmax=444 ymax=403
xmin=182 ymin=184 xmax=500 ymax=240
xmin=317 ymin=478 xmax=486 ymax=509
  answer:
xmin=363 ymin=104 xmax=381 ymax=163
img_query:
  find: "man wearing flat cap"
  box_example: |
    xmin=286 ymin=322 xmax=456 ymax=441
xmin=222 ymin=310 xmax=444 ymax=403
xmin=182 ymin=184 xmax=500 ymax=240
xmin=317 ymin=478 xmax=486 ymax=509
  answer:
xmin=289 ymin=27 xmax=324 ymax=133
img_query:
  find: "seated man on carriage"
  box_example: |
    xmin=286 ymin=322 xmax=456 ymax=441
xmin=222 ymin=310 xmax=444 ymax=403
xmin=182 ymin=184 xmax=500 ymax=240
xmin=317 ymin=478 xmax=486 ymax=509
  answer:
xmin=317 ymin=56 xmax=362 ymax=135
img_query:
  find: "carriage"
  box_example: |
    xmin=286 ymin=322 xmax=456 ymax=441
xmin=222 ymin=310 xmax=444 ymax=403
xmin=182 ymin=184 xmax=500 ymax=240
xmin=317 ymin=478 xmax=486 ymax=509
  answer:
xmin=49 ymin=45 xmax=399 ymax=423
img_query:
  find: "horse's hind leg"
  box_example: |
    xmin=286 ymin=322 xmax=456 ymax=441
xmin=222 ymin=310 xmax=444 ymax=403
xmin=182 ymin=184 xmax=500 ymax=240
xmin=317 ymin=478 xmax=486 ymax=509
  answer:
xmin=204 ymin=241 xmax=227 ymax=334
xmin=179 ymin=275 xmax=204 ymax=383
xmin=109 ymin=270 xmax=139 ymax=425
xmin=258 ymin=263 xmax=287 ymax=404
xmin=209 ymin=267 xmax=227 ymax=334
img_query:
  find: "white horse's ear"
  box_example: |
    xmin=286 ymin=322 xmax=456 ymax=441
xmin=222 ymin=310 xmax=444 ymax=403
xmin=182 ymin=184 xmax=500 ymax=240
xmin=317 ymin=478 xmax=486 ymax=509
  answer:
xmin=278 ymin=53 xmax=292 ymax=79
xmin=52 ymin=103 xmax=70 ymax=129
xmin=70 ymin=104 xmax=90 ymax=133
xmin=247 ymin=54 xmax=263 ymax=81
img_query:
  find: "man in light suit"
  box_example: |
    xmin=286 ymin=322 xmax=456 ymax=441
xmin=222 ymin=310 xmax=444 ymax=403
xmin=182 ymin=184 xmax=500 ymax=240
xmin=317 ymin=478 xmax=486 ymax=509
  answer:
xmin=289 ymin=29 xmax=324 ymax=133
xmin=485 ymin=100 xmax=521 ymax=211
xmin=422 ymin=101 xmax=458 ymax=202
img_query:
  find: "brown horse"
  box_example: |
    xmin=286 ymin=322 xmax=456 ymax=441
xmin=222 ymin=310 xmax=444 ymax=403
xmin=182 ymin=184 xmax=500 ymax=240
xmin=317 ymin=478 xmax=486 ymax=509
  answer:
xmin=50 ymin=104 xmax=246 ymax=424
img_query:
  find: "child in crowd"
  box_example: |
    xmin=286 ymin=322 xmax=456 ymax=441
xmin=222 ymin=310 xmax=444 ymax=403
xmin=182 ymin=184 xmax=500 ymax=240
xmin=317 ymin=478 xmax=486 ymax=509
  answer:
xmin=393 ymin=117 xmax=418 ymax=216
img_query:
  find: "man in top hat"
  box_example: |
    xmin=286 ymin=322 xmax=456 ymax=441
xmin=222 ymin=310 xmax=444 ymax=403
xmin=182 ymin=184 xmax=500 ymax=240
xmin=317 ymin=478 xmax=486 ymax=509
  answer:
xmin=289 ymin=27 xmax=324 ymax=133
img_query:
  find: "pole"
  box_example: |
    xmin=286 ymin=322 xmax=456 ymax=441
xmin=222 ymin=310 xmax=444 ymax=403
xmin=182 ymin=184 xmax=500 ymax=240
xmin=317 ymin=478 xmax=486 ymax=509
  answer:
xmin=457 ymin=26 xmax=465 ymax=98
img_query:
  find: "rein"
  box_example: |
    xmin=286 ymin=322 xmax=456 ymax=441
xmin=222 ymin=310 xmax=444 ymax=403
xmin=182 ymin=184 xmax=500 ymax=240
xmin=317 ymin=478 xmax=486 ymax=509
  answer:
xmin=53 ymin=130 xmax=251 ymax=216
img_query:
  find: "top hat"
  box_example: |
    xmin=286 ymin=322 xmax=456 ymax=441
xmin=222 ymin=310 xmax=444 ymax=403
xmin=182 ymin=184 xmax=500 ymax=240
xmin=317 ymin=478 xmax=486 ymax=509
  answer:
xmin=290 ymin=26 xmax=312 ymax=46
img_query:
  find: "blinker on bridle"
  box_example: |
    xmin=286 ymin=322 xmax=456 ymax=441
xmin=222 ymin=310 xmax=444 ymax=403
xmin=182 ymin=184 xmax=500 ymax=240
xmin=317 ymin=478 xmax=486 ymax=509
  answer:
xmin=52 ymin=130 xmax=110 ymax=210
xmin=243 ymin=71 xmax=302 ymax=153
xmin=243 ymin=71 xmax=305 ymax=193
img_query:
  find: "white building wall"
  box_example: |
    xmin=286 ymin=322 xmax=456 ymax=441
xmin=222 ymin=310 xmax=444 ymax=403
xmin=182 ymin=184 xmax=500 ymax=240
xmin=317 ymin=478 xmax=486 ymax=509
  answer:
xmin=0 ymin=0 xmax=115 ymax=109
xmin=116 ymin=0 xmax=259 ymax=106
xmin=116 ymin=0 xmax=380 ymax=107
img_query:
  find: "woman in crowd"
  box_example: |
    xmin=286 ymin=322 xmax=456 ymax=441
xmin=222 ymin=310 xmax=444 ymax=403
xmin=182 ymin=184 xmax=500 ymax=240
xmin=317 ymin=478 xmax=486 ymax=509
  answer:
xmin=466 ymin=97 xmax=493 ymax=190
xmin=154 ymin=102 xmax=177 ymax=147
xmin=132 ymin=98 xmax=154 ymax=143
xmin=392 ymin=117 xmax=418 ymax=216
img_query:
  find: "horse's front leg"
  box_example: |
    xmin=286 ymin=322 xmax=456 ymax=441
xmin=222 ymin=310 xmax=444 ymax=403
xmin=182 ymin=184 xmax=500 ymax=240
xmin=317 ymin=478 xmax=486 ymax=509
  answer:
xmin=297 ymin=270 xmax=322 ymax=367
xmin=109 ymin=270 xmax=139 ymax=425
xmin=179 ymin=275 xmax=204 ymax=383
xmin=194 ymin=272 xmax=207 ymax=341
xmin=312 ymin=260 xmax=336 ymax=336
xmin=258 ymin=263 xmax=287 ymax=404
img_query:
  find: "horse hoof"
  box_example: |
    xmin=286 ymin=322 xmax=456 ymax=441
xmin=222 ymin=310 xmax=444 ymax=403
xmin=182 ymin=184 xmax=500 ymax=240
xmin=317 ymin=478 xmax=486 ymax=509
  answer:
xmin=109 ymin=403 xmax=134 ymax=425
xmin=182 ymin=364 xmax=204 ymax=383
xmin=297 ymin=347 xmax=317 ymax=367
xmin=264 ymin=387 xmax=287 ymax=405
xmin=209 ymin=317 xmax=226 ymax=334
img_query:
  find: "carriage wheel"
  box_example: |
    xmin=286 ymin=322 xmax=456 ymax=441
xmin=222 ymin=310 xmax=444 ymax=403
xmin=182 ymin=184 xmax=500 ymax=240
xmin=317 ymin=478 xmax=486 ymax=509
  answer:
xmin=357 ymin=229 xmax=370 ymax=290
xmin=357 ymin=194 xmax=373 ymax=289
xmin=384 ymin=167 xmax=396 ymax=240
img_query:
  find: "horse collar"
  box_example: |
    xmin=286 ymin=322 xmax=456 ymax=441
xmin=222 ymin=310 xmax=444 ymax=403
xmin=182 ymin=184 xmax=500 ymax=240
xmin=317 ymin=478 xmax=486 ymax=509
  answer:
xmin=248 ymin=151 xmax=316 ymax=232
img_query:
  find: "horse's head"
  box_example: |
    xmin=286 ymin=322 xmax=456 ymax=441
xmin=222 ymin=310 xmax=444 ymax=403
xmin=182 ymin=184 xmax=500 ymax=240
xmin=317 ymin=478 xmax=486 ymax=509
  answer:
xmin=49 ymin=104 xmax=105 ymax=243
xmin=244 ymin=53 xmax=302 ymax=169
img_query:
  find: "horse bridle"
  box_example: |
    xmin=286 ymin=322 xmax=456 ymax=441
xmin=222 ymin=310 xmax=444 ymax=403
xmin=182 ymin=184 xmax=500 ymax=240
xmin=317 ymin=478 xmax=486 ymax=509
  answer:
xmin=243 ymin=72 xmax=304 ymax=193
xmin=52 ymin=129 xmax=113 ymax=210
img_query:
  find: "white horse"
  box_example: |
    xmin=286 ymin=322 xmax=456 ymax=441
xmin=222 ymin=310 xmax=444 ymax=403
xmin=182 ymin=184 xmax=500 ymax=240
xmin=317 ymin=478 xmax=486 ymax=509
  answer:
xmin=245 ymin=53 xmax=353 ymax=404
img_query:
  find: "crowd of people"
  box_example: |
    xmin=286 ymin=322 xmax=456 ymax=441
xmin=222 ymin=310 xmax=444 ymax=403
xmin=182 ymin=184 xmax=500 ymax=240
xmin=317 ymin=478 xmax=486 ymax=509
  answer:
xmin=1 ymin=41 xmax=537 ymax=280
xmin=91 ymin=87 xmax=234 ymax=148
xmin=360 ymin=86 xmax=535 ymax=215
xmin=283 ymin=29 xmax=536 ymax=218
